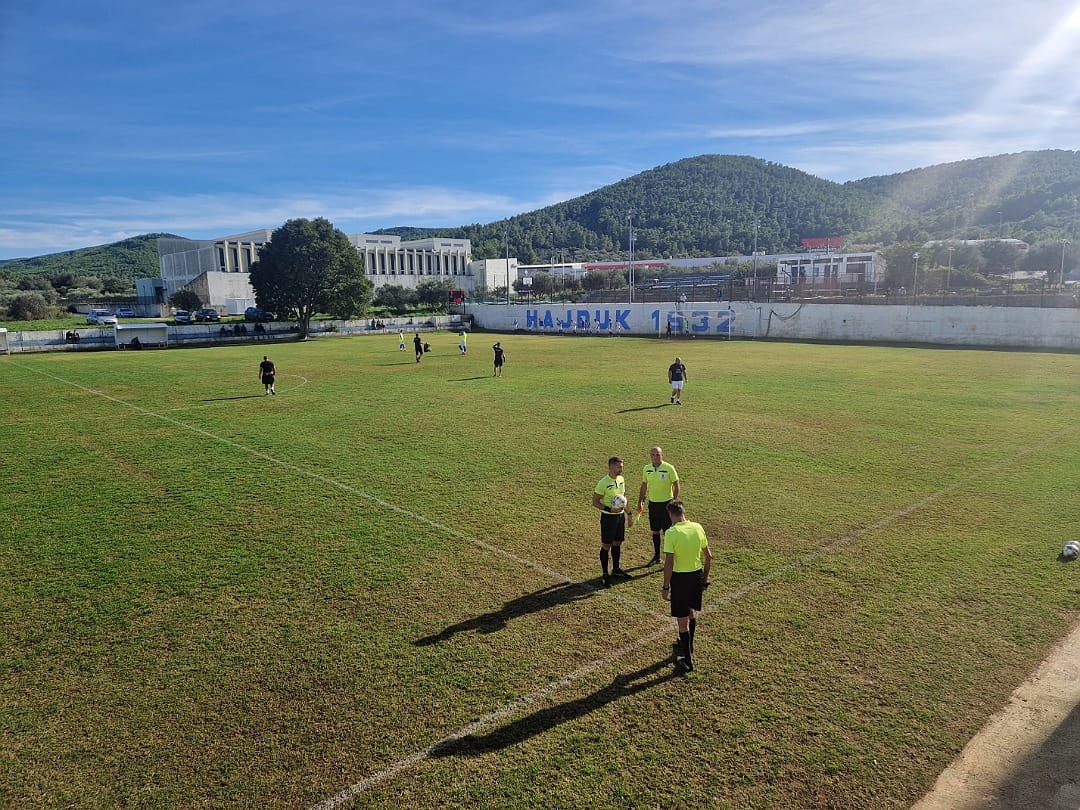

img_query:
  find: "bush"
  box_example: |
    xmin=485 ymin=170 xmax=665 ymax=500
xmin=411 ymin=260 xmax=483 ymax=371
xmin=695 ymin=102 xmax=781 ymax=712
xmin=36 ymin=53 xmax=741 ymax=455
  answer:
xmin=169 ymin=289 xmax=202 ymax=311
xmin=7 ymin=292 xmax=52 ymax=320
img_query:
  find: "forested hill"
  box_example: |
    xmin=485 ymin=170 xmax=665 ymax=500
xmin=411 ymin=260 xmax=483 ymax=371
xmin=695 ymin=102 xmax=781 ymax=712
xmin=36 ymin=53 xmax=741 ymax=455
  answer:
xmin=0 ymin=233 xmax=176 ymax=283
xmin=387 ymin=150 xmax=1080 ymax=262
xmin=3 ymin=150 xmax=1079 ymax=277
xmin=848 ymin=150 xmax=1080 ymax=242
xmin=388 ymin=155 xmax=890 ymax=262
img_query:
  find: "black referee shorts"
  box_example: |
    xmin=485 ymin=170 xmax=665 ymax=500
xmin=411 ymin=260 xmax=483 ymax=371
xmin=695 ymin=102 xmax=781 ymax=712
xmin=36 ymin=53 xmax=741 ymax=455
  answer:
xmin=669 ymin=569 xmax=704 ymax=618
xmin=599 ymin=511 xmax=625 ymax=545
xmin=648 ymin=500 xmax=673 ymax=533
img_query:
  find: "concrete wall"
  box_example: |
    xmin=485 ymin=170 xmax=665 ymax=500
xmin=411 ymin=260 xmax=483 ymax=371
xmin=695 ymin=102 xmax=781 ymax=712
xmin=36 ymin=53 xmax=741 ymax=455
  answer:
xmin=463 ymin=301 xmax=1080 ymax=350
xmin=4 ymin=304 xmax=1076 ymax=354
xmin=2 ymin=315 xmax=471 ymax=353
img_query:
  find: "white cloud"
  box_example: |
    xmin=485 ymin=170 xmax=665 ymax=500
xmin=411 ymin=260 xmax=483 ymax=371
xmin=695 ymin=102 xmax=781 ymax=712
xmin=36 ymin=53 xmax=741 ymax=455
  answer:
xmin=0 ymin=185 xmax=565 ymax=259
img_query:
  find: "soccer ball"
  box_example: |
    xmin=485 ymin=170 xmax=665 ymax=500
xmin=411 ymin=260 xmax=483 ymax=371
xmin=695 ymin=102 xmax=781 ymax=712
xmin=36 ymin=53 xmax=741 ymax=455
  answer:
xmin=610 ymin=494 xmax=627 ymax=512
xmin=1063 ymin=540 xmax=1080 ymax=561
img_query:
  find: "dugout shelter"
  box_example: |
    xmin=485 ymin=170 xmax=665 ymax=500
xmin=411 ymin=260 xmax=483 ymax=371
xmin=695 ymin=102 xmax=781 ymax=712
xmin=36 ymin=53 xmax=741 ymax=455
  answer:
xmin=115 ymin=323 xmax=169 ymax=349
xmin=0 ymin=327 xmax=7 ymax=354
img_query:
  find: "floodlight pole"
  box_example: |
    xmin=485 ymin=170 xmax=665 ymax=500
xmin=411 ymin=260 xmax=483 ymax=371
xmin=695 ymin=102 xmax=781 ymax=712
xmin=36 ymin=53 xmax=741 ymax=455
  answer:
xmin=1061 ymin=239 xmax=1070 ymax=291
xmin=912 ymin=252 xmax=920 ymax=301
xmin=627 ymin=210 xmax=635 ymax=305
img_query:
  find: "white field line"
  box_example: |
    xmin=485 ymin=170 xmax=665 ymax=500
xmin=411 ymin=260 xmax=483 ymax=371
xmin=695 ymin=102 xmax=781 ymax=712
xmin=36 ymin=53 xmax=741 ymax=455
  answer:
xmin=10 ymin=360 xmax=1076 ymax=806
xmin=310 ymin=624 xmax=675 ymax=810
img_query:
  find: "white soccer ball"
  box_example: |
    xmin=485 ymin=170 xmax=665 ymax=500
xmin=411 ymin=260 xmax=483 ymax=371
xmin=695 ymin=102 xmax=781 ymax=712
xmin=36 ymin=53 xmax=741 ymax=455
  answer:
xmin=1063 ymin=541 xmax=1080 ymax=561
xmin=610 ymin=494 xmax=627 ymax=512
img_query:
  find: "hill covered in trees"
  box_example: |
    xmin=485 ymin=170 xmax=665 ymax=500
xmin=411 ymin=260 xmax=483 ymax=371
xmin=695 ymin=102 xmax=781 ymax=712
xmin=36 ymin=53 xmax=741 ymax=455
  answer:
xmin=0 ymin=233 xmax=176 ymax=283
xmin=393 ymin=150 xmax=1080 ymax=264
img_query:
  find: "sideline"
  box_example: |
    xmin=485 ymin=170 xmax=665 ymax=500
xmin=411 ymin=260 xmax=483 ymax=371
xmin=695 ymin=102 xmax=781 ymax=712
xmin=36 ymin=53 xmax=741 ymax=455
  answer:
xmin=912 ymin=620 xmax=1080 ymax=810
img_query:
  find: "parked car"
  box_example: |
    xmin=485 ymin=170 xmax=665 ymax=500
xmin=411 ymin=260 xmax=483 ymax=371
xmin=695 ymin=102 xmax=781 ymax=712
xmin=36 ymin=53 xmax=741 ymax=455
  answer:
xmin=86 ymin=308 xmax=118 ymax=325
xmin=244 ymin=307 xmax=275 ymax=322
xmin=195 ymin=307 xmax=220 ymax=322
xmin=115 ymin=306 xmax=136 ymax=318
xmin=173 ymin=310 xmax=193 ymax=325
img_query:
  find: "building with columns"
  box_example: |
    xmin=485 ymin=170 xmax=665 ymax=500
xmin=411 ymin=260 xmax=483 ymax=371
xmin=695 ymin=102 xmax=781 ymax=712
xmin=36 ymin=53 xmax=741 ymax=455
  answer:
xmin=158 ymin=231 xmax=474 ymax=308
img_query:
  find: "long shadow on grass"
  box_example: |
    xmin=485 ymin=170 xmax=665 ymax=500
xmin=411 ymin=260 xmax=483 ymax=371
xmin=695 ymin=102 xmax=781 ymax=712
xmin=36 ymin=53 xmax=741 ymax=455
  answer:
xmin=200 ymin=394 xmax=267 ymax=402
xmin=616 ymin=404 xmax=672 ymax=413
xmin=431 ymin=657 xmax=676 ymax=756
xmin=448 ymin=376 xmax=492 ymax=382
xmin=414 ymin=581 xmax=595 ymax=646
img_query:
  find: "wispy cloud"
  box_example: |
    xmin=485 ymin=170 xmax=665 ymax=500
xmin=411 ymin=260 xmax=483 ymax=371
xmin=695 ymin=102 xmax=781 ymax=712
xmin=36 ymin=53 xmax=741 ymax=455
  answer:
xmin=0 ymin=185 xmax=563 ymax=258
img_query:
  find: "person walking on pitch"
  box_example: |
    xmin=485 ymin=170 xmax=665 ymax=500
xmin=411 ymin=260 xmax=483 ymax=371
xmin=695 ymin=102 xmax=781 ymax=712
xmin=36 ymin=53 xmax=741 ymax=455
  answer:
xmin=668 ymin=356 xmax=687 ymax=405
xmin=661 ymin=500 xmax=711 ymax=672
xmin=492 ymin=342 xmax=506 ymax=377
xmin=258 ymin=355 xmax=276 ymax=395
xmin=413 ymin=333 xmax=424 ymax=363
xmin=399 ymin=330 xmax=406 ymax=351
xmin=638 ymin=446 xmax=680 ymax=565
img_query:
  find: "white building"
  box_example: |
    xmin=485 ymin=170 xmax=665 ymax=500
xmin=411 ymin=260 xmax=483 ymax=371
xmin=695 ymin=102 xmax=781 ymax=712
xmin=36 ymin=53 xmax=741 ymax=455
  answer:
xmin=158 ymin=231 xmax=474 ymax=307
xmin=467 ymin=257 xmax=519 ymax=292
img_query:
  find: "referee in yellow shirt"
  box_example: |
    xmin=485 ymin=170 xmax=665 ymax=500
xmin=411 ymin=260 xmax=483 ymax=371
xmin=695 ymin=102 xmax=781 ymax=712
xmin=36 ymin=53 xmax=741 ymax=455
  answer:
xmin=592 ymin=456 xmax=630 ymax=587
xmin=661 ymin=500 xmax=711 ymax=672
xmin=637 ymin=446 xmax=680 ymax=565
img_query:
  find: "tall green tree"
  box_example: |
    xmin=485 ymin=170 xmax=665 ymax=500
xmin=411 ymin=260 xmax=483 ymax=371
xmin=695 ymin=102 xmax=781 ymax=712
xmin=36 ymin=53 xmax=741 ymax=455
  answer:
xmin=250 ymin=218 xmax=371 ymax=338
xmin=415 ymin=278 xmax=455 ymax=310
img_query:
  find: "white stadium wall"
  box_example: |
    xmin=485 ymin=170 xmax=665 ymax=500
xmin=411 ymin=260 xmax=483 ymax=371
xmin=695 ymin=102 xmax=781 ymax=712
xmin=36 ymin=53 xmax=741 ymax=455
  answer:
xmin=465 ymin=302 xmax=1080 ymax=350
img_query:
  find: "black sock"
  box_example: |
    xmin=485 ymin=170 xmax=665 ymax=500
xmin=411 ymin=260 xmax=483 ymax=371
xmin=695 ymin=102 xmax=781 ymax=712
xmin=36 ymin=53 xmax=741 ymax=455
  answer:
xmin=600 ymin=548 xmax=609 ymax=576
xmin=689 ymin=618 xmax=697 ymax=656
xmin=653 ymin=534 xmax=661 ymax=557
xmin=679 ymin=631 xmax=691 ymax=660
xmin=611 ymin=545 xmax=621 ymax=570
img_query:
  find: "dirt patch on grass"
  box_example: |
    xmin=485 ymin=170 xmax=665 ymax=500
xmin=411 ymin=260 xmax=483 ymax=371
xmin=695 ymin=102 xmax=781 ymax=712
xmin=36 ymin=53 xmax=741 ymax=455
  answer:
xmin=913 ymin=620 xmax=1080 ymax=810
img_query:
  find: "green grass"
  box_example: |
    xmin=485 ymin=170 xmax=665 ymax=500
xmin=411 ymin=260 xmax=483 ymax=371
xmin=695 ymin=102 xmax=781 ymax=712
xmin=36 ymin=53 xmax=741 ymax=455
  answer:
xmin=2 ymin=334 xmax=1078 ymax=808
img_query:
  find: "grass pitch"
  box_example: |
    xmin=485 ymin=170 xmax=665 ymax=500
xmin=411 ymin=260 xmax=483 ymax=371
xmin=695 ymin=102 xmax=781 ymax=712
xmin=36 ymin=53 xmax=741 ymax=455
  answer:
xmin=1 ymin=332 xmax=1078 ymax=808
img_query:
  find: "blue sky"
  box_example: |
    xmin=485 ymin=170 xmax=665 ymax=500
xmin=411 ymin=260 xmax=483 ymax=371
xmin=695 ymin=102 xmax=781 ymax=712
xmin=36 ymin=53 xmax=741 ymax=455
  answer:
xmin=1 ymin=0 xmax=1078 ymax=260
